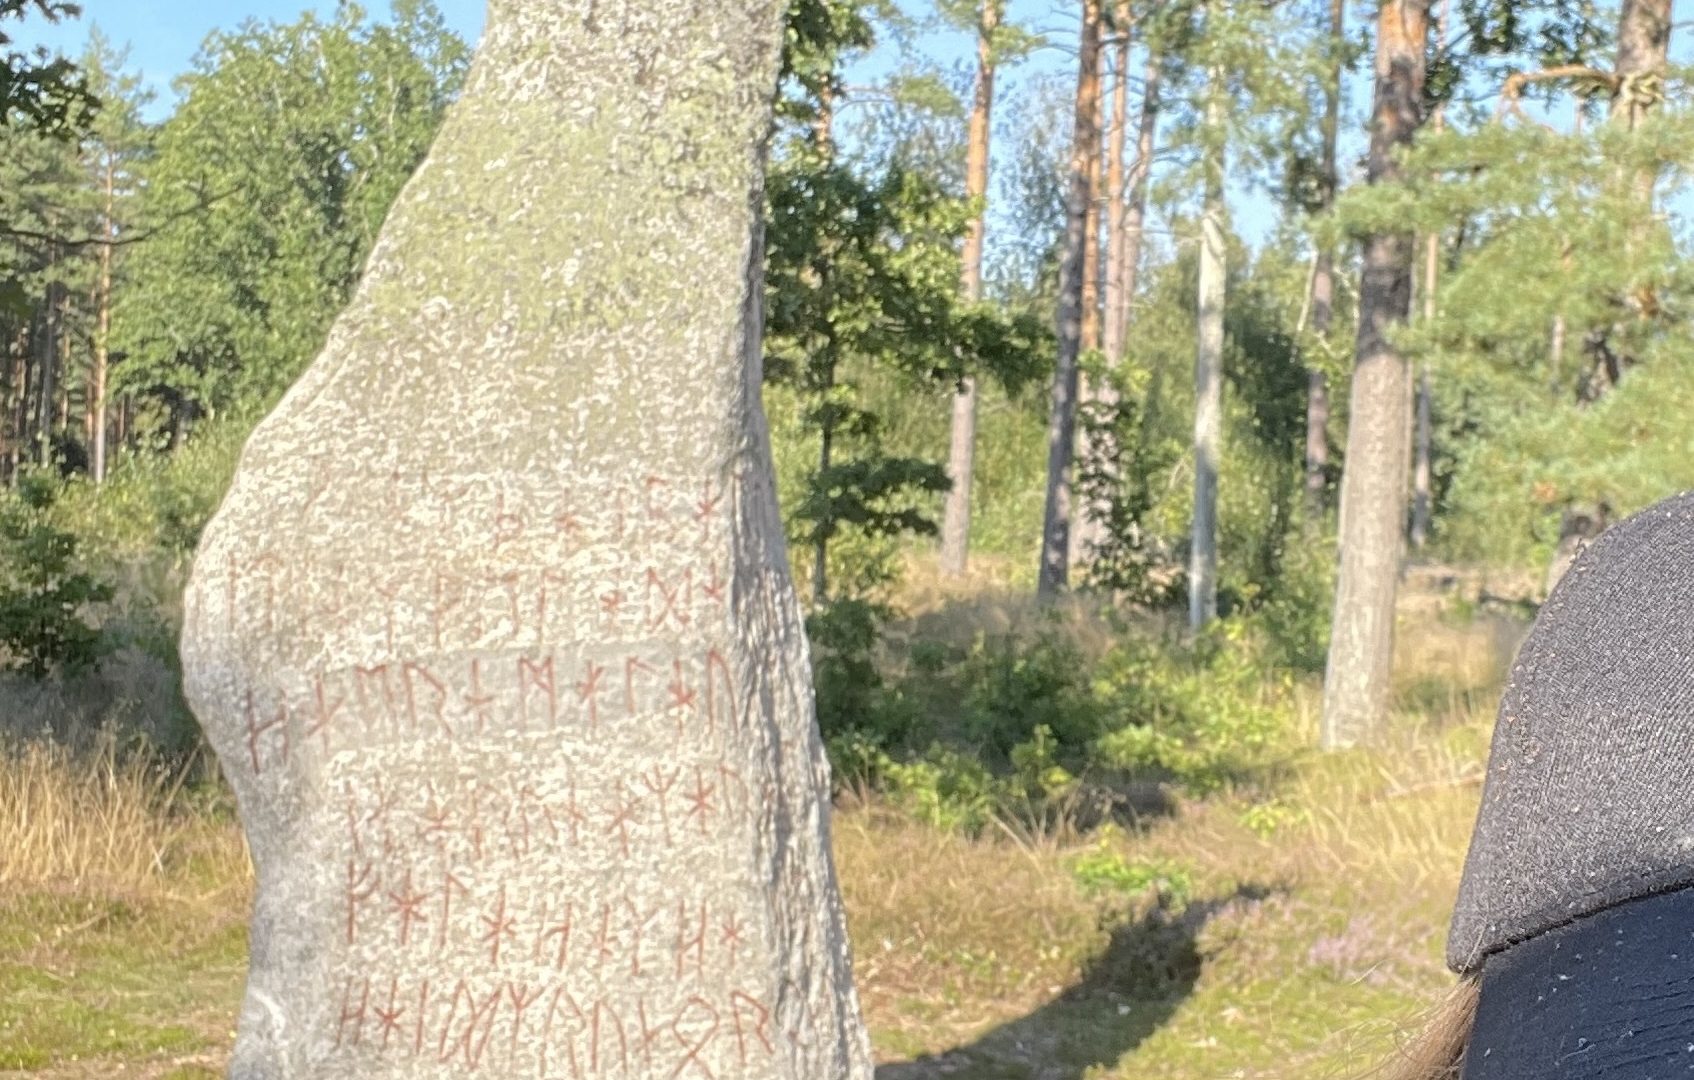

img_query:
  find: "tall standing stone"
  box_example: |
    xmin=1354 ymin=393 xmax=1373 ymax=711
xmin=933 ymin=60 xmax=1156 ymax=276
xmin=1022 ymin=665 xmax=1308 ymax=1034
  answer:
xmin=180 ymin=2 xmax=874 ymax=1077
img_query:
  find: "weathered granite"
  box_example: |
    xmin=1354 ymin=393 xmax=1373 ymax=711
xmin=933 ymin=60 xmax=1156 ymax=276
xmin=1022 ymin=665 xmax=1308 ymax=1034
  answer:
xmin=179 ymin=1 xmax=874 ymax=1076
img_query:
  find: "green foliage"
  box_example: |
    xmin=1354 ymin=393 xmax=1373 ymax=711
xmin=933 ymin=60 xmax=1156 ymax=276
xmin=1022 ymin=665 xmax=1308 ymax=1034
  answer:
xmin=0 ymin=472 xmax=112 ymax=677
xmin=115 ymin=3 xmax=468 ymax=433
xmin=0 ymin=1 xmax=96 ymax=138
xmin=1091 ymin=618 xmax=1296 ymax=792
xmin=812 ymin=607 xmax=1303 ymax=832
xmin=764 ymin=2 xmax=1047 ymax=602
xmin=1069 ymin=844 xmax=1195 ymax=905
xmin=808 ymin=596 xmax=921 ymax=768
xmin=957 ymin=632 xmax=1101 ymax=760
xmin=1334 ymin=64 xmax=1694 ymax=562
xmin=1237 ymin=797 xmax=1310 ymax=838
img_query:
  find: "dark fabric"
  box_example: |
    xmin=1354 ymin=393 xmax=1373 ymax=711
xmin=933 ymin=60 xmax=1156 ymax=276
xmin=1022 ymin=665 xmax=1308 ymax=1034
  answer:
xmin=1449 ymin=491 xmax=1694 ymax=974
xmin=1465 ymin=886 xmax=1694 ymax=1079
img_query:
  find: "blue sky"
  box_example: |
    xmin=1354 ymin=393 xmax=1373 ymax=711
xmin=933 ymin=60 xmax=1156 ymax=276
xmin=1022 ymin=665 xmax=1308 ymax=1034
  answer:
xmin=17 ymin=1 xmax=490 ymax=116
xmin=14 ymin=1 xmax=1186 ymax=256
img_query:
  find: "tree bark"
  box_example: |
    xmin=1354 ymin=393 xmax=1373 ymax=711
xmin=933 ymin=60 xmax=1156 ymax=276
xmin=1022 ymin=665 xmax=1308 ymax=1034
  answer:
xmin=1102 ymin=2 xmax=1132 ymax=366
xmin=1608 ymin=0 xmax=1671 ymax=136
xmin=940 ymin=0 xmax=1002 ymax=579
xmin=1037 ymin=0 xmax=1104 ymax=600
xmin=1320 ymin=0 xmax=1431 ymax=748
xmin=1071 ymin=4 xmax=1130 ymax=569
xmin=1304 ymin=0 xmax=1344 ymax=520
xmin=1409 ymin=0 xmax=1449 ymax=551
xmin=1410 ymin=366 xmax=1432 ymax=548
xmin=1189 ymin=68 xmax=1226 ymax=632
xmin=37 ymin=280 xmax=59 ymax=467
xmin=1580 ymin=0 xmax=1672 ymax=399
xmin=1082 ymin=63 xmax=1105 ymax=355
xmin=812 ymin=90 xmax=836 ymax=605
xmin=92 ymin=149 xmax=115 ymax=484
xmin=1120 ymin=54 xmax=1159 ymax=329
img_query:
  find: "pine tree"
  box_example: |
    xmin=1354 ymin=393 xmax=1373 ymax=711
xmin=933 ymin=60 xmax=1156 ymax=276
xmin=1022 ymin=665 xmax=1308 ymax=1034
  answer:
xmin=939 ymin=0 xmax=1005 ymax=578
xmin=1037 ymin=0 xmax=1105 ymax=600
xmin=1320 ymin=0 xmax=1432 ymax=748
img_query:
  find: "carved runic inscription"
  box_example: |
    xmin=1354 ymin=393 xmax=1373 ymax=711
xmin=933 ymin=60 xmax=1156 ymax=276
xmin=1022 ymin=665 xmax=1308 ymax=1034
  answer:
xmin=180 ymin=0 xmax=873 ymax=1074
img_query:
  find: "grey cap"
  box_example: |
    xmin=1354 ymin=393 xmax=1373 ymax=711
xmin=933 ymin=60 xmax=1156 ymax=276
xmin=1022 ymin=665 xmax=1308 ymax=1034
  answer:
xmin=1449 ymin=490 xmax=1694 ymax=974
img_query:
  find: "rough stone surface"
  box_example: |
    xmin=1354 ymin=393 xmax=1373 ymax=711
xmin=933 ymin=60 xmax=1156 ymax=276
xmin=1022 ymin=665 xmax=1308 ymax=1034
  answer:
xmin=180 ymin=2 xmax=874 ymax=1076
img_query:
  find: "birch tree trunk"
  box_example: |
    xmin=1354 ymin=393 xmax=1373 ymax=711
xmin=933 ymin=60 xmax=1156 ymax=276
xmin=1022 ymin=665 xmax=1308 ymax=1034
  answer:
xmin=1037 ymin=0 xmax=1104 ymax=600
xmin=940 ymin=0 xmax=1002 ymax=578
xmin=1189 ymin=69 xmax=1226 ymax=632
xmin=1321 ymin=0 xmax=1431 ymax=748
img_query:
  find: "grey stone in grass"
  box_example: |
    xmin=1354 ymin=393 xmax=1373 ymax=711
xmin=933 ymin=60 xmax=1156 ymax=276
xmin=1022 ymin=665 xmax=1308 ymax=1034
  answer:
xmin=179 ymin=1 xmax=873 ymax=1076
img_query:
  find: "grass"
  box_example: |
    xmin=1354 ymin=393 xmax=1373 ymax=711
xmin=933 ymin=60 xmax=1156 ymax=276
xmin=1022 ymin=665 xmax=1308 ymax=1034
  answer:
xmin=0 ymin=575 xmax=1519 ymax=1079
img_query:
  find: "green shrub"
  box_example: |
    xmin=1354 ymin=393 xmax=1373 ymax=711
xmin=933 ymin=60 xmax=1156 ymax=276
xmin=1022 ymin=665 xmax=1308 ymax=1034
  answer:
xmin=1069 ymin=843 xmax=1194 ymax=905
xmin=0 ymin=475 xmax=115 ymax=678
xmin=958 ymin=631 xmax=1101 ymax=762
xmin=1092 ymin=618 xmax=1297 ymax=793
xmin=808 ymin=597 xmax=923 ymax=778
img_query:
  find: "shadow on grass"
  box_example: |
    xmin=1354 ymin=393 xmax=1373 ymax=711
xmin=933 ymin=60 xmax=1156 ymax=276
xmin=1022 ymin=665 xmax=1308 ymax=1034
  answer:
xmin=875 ymin=884 xmax=1273 ymax=1080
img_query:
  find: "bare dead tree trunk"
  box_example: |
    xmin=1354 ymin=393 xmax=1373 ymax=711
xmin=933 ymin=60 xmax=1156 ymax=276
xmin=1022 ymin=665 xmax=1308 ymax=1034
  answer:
xmin=1304 ymin=0 xmax=1344 ymax=520
xmin=1321 ymin=0 xmax=1431 ymax=748
xmin=1190 ymin=67 xmax=1226 ymax=631
xmin=940 ymin=0 xmax=1002 ymax=579
xmin=1038 ymin=0 xmax=1104 ymax=600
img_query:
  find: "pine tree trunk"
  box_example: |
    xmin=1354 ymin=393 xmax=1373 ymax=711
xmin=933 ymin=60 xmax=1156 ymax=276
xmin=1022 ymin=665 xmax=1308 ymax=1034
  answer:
xmin=812 ymin=90 xmax=836 ymax=605
xmin=1409 ymin=0 xmax=1450 ymax=551
xmin=1082 ymin=75 xmax=1104 ymax=355
xmin=1189 ymin=69 xmax=1226 ymax=632
xmin=1304 ymin=0 xmax=1344 ymax=520
xmin=1609 ymin=0 xmax=1671 ymax=138
xmin=1580 ymin=0 xmax=1671 ymax=398
xmin=92 ymin=151 xmax=115 ymax=484
xmin=1320 ymin=0 xmax=1431 ymax=749
xmin=1410 ymin=366 xmax=1432 ymax=548
xmin=1102 ymin=3 xmax=1132 ymax=365
xmin=1038 ymin=0 xmax=1104 ymax=600
xmin=1119 ymin=54 xmax=1159 ymax=329
xmin=940 ymin=0 xmax=1002 ymax=579
xmin=1 ymin=327 xmax=22 ymax=484
xmin=1071 ymin=5 xmax=1129 ymax=569
xmin=37 ymin=281 xmax=58 ymax=467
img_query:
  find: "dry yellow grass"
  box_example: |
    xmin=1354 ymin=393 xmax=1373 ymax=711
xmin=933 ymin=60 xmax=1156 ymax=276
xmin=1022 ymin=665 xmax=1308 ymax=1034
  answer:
xmin=0 ymin=734 xmax=248 ymax=897
xmin=0 ymin=576 xmax=1521 ymax=1079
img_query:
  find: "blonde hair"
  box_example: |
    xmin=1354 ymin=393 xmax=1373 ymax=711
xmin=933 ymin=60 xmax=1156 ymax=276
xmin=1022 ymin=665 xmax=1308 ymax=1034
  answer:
xmin=1369 ymin=976 xmax=1480 ymax=1080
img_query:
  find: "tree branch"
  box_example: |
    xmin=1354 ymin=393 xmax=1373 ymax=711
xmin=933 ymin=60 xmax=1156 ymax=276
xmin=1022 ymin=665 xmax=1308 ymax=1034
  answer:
xmin=1497 ymin=65 xmax=1618 ymax=124
xmin=0 ymin=187 xmax=241 ymax=252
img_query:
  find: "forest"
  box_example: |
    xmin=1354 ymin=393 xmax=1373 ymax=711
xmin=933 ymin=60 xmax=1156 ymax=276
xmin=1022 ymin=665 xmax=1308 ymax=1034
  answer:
xmin=0 ymin=0 xmax=1689 ymax=1074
